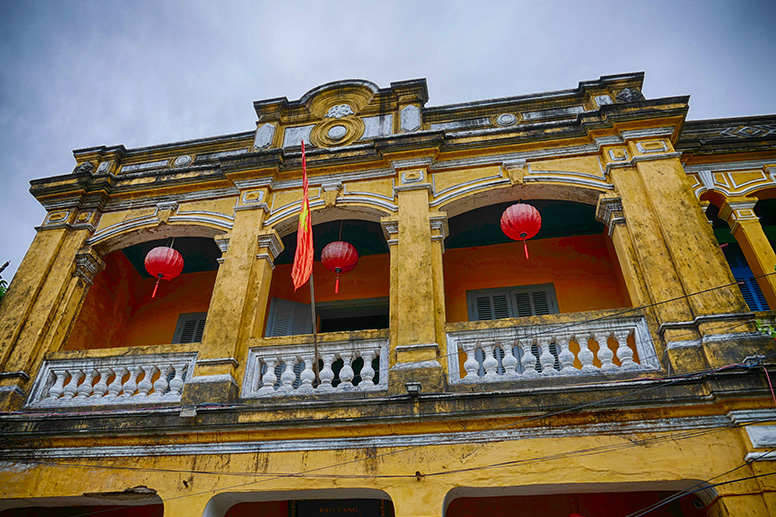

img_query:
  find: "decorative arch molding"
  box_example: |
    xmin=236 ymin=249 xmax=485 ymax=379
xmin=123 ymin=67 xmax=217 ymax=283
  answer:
xmin=88 ymin=218 xmax=229 ymax=256
xmin=268 ymin=204 xmax=393 ymax=239
xmin=204 ymin=488 xmax=393 ymax=517
xmin=436 ymin=180 xmax=609 ymax=219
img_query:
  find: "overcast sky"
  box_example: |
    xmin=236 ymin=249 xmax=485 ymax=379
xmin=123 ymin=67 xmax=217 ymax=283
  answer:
xmin=1 ymin=0 xmax=775 ymax=281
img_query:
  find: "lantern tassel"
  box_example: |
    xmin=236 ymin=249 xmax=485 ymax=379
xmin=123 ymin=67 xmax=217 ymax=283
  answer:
xmin=335 ymin=270 xmax=341 ymax=294
xmin=152 ymin=274 xmax=162 ymax=298
xmin=523 ymin=238 xmax=530 ymax=260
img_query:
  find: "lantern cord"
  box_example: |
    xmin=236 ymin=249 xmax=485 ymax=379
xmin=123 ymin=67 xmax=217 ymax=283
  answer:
xmin=152 ymin=274 xmax=162 ymax=298
xmin=170 ymin=237 xmax=175 ymax=249
xmin=338 ymin=220 xmax=343 ymax=241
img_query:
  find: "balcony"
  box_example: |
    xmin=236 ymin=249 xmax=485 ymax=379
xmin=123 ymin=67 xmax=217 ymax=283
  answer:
xmin=26 ymin=346 xmax=197 ymax=407
xmin=446 ymin=310 xmax=660 ymax=386
xmin=241 ymin=330 xmax=389 ymax=397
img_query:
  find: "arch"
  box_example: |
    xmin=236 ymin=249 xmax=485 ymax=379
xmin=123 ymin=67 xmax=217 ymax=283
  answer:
xmin=89 ymin=221 xmax=227 ymax=256
xmin=442 ymin=481 xmax=718 ymax=516
xmin=436 ymin=181 xmax=609 ymax=219
xmin=268 ymin=204 xmax=393 ymax=239
xmin=204 ymin=488 xmax=392 ymax=517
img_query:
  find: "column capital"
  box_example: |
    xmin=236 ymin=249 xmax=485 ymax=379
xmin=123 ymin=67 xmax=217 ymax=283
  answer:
xmin=73 ymin=249 xmax=105 ymax=286
xmin=595 ymin=194 xmax=625 ymax=236
xmin=256 ymin=229 xmax=284 ymax=269
xmin=719 ymin=196 xmax=759 ymax=233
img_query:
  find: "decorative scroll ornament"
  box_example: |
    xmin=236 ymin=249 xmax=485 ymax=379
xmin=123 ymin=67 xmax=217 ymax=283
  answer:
xmin=325 ymin=104 xmax=354 ymax=119
xmin=501 ymin=203 xmax=542 ymax=260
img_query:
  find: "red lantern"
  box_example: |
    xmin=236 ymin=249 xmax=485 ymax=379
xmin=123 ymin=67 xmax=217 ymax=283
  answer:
xmin=501 ymin=202 xmax=542 ymax=260
xmin=321 ymin=241 xmax=359 ymax=294
xmin=144 ymin=246 xmax=184 ymax=298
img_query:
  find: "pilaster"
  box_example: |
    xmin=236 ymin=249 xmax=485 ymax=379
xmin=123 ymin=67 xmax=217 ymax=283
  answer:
xmin=186 ymin=188 xmax=277 ymax=404
xmin=720 ymin=196 xmax=776 ymax=309
xmin=0 ymin=213 xmax=95 ymax=410
xmin=382 ymin=158 xmax=446 ymax=393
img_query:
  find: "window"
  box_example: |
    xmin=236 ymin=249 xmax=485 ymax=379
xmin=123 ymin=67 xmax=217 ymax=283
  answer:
xmin=467 ymin=284 xmax=558 ymax=321
xmin=265 ymin=298 xmax=314 ymax=337
xmin=265 ymin=297 xmax=389 ymax=336
xmin=722 ymin=243 xmax=769 ymax=311
xmin=172 ymin=312 xmax=207 ymax=343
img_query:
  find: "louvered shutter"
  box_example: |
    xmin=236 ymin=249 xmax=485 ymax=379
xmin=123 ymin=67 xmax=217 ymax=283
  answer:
xmin=723 ymin=243 xmax=769 ymax=311
xmin=172 ymin=312 xmax=208 ymax=344
xmin=468 ymin=284 xmax=558 ymax=321
xmin=265 ymin=298 xmax=314 ymax=337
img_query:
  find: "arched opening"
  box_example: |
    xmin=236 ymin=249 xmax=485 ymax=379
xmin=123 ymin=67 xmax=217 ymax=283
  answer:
xmin=65 ymin=235 xmax=221 ymax=350
xmin=264 ymin=218 xmax=390 ymax=337
xmin=443 ymin=482 xmax=716 ymax=517
xmin=443 ymin=199 xmax=631 ymax=324
xmin=205 ymin=489 xmax=394 ymax=517
xmin=0 ymin=493 xmax=164 ymax=516
xmin=704 ymin=201 xmax=770 ymax=311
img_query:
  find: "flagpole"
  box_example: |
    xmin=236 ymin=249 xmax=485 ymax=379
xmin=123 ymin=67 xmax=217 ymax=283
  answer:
xmin=309 ymin=269 xmax=320 ymax=387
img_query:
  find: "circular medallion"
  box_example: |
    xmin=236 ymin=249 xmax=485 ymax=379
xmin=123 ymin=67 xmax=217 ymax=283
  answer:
xmin=174 ymin=155 xmax=192 ymax=167
xmin=496 ymin=113 xmax=518 ymax=127
xmin=327 ymin=125 xmax=348 ymax=140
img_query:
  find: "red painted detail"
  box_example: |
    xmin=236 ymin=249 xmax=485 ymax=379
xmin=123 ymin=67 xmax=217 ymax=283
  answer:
xmin=501 ymin=202 xmax=542 ymax=259
xmin=321 ymin=241 xmax=359 ymax=294
xmin=144 ymin=246 xmax=184 ymax=298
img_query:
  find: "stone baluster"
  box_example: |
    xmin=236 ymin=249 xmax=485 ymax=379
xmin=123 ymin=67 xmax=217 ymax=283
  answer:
xmin=520 ymin=339 xmax=539 ymax=377
xmin=168 ymin=363 xmax=187 ymax=396
xmin=482 ymin=344 xmax=500 ymax=380
xmin=137 ymin=365 xmax=157 ymax=396
xmin=259 ymin=358 xmax=278 ymax=394
xmin=359 ymin=349 xmax=376 ymax=387
xmin=462 ymin=342 xmax=480 ymax=380
xmin=48 ymin=369 xmax=68 ymax=400
xmin=557 ymin=336 xmax=575 ymax=371
xmin=614 ymin=330 xmax=638 ymax=369
xmin=596 ymin=332 xmax=615 ymax=370
xmin=91 ymin=367 xmax=113 ymax=399
xmin=499 ymin=341 xmax=519 ymax=378
xmin=76 ymin=368 xmax=96 ymax=398
xmin=107 ymin=367 xmax=127 ymax=397
xmin=538 ymin=340 xmax=556 ymax=375
xmin=339 ymin=352 xmax=355 ymax=388
xmin=298 ymin=355 xmax=315 ymax=392
xmin=62 ymin=370 xmax=83 ymax=399
xmin=576 ymin=334 xmax=596 ymax=370
xmin=152 ymin=364 xmax=173 ymax=397
xmin=121 ymin=366 xmax=142 ymax=397
xmin=280 ymin=356 xmax=297 ymax=391
xmin=319 ymin=354 xmax=336 ymax=391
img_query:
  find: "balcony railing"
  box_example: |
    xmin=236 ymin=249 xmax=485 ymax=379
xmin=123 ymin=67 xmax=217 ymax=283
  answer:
xmin=446 ymin=315 xmax=660 ymax=385
xmin=27 ymin=352 xmax=197 ymax=407
xmin=242 ymin=338 xmax=389 ymax=397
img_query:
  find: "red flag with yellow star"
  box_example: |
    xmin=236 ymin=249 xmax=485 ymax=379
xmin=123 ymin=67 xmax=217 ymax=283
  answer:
xmin=292 ymin=141 xmax=313 ymax=290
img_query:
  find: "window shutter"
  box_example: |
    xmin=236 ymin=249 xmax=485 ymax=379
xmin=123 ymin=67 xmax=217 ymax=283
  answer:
xmin=468 ymin=284 xmax=558 ymax=321
xmin=723 ymin=243 xmax=769 ymax=311
xmin=266 ymin=298 xmax=313 ymax=337
xmin=172 ymin=312 xmax=208 ymax=344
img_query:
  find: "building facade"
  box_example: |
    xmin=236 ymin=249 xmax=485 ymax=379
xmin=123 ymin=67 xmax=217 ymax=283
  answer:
xmin=1 ymin=73 xmax=776 ymax=516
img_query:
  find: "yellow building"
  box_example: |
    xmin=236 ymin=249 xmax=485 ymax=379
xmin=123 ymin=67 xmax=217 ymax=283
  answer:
xmin=1 ymin=73 xmax=776 ymax=516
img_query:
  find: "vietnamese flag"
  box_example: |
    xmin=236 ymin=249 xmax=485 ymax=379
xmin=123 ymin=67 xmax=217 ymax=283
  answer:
xmin=292 ymin=141 xmax=313 ymax=290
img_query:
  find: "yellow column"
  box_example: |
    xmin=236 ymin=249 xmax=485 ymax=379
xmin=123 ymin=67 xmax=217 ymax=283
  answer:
xmin=720 ymin=196 xmax=776 ymax=310
xmin=0 ymin=209 xmax=95 ymax=410
xmin=595 ymin=194 xmax=651 ymax=308
xmin=382 ymin=159 xmax=447 ymax=393
xmin=184 ymin=188 xmax=281 ymax=404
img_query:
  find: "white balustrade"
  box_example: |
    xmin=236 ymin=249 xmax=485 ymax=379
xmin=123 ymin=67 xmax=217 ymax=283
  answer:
xmin=27 ymin=353 xmax=197 ymax=407
xmin=242 ymin=339 xmax=389 ymax=397
xmin=447 ymin=316 xmax=660 ymax=384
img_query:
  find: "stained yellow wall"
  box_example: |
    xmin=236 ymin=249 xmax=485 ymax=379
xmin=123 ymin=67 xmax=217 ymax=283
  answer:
xmin=443 ymin=233 xmax=631 ymax=322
